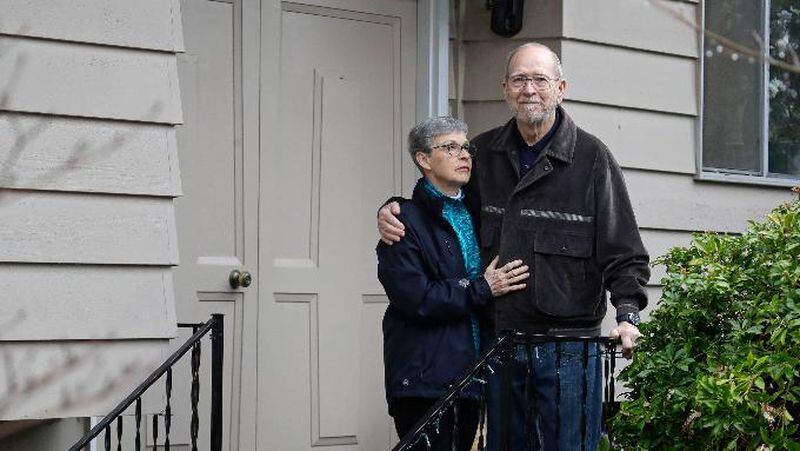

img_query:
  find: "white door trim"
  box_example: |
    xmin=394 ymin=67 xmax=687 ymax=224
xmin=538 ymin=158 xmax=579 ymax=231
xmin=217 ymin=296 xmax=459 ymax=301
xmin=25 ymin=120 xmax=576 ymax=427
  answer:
xmin=417 ymin=0 xmax=449 ymax=119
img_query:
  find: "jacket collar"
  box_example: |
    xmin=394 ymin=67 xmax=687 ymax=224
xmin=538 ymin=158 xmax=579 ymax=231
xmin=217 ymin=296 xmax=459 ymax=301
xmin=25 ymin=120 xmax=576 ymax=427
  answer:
xmin=487 ymin=105 xmax=576 ymax=165
xmin=411 ymin=177 xmax=479 ymax=222
xmin=412 ymin=177 xmax=447 ymax=219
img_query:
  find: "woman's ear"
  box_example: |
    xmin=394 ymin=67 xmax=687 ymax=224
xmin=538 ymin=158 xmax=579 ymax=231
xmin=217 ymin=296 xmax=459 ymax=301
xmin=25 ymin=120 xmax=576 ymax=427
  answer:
xmin=415 ymin=151 xmax=432 ymax=171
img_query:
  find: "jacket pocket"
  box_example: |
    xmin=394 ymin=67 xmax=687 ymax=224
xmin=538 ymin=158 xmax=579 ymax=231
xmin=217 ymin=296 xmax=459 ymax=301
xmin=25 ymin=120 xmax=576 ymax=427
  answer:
xmin=532 ymin=231 xmax=600 ymax=318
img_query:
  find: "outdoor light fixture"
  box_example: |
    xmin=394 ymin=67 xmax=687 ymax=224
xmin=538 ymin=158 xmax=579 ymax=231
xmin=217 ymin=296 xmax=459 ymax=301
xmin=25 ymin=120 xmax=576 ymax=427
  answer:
xmin=487 ymin=0 xmax=524 ymax=37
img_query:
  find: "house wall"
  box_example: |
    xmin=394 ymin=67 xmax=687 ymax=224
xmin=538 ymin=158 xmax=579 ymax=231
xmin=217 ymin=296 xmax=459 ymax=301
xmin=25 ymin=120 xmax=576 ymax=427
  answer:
xmin=456 ymin=0 xmax=795 ymax=329
xmin=0 ymin=0 xmax=182 ymax=423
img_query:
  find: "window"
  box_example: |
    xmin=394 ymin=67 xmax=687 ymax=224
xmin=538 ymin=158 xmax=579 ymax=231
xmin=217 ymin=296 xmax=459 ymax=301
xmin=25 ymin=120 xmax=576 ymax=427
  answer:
xmin=702 ymin=0 xmax=800 ymax=182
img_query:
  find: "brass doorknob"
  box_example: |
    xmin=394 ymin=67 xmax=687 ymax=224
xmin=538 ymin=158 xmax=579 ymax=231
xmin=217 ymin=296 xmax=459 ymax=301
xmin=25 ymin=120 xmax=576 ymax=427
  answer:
xmin=229 ymin=269 xmax=253 ymax=289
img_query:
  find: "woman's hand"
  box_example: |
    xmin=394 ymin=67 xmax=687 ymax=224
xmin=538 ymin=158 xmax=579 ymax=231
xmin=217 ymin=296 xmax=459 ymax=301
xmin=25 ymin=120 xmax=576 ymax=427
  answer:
xmin=484 ymin=256 xmax=530 ymax=297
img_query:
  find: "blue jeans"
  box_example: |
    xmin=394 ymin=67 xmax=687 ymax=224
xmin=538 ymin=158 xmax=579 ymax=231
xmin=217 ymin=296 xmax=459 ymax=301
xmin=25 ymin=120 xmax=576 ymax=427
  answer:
xmin=486 ymin=341 xmax=603 ymax=451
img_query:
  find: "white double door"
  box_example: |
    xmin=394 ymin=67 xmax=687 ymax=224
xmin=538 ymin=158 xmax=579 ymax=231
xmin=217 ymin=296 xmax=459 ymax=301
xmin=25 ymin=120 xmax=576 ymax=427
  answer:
xmin=173 ymin=0 xmax=418 ymax=449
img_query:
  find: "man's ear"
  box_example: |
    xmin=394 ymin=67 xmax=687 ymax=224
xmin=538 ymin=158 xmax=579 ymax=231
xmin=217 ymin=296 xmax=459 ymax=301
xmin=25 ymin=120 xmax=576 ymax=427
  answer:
xmin=415 ymin=151 xmax=432 ymax=171
xmin=556 ymin=78 xmax=568 ymax=103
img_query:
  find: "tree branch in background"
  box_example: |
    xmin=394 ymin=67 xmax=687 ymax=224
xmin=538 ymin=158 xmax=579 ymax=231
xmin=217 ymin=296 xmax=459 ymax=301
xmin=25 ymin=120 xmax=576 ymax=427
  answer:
xmin=647 ymin=0 xmax=800 ymax=74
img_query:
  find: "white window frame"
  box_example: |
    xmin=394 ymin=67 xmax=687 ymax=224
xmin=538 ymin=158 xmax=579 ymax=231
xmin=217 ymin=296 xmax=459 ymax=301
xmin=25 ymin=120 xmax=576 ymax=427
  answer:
xmin=697 ymin=0 xmax=800 ymax=188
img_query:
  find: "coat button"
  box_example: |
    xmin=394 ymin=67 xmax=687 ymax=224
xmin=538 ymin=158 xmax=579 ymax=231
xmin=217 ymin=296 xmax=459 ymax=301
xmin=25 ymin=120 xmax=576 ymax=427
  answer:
xmin=544 ymin=165 xmax=552 ymax=171
xmin=560 ymin=245 xmax=568 ymax=252
xmin=402 ymin=378 xmax=410 ymax=386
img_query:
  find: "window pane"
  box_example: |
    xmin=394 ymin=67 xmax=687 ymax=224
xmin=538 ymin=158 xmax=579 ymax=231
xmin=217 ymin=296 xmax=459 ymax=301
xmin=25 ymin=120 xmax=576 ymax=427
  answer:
xmin=768 ymin=0 xmax=800 ymax=177
xmin=703 ymin=0 xmax=764 ymax=174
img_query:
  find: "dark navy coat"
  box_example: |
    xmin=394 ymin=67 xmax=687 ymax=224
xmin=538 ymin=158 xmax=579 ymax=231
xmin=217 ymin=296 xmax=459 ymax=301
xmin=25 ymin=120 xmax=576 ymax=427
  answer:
xmin=377 ymin=178 xmax=493 ymax=408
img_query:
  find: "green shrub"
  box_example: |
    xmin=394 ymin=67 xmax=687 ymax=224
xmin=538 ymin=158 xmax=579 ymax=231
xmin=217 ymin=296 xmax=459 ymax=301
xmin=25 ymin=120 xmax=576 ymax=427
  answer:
xmin=611 ymin=200 xmax=800 ymax=450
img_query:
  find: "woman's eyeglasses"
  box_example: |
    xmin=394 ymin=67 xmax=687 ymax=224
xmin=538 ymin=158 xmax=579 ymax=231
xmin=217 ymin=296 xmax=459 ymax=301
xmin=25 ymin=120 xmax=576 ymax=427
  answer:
xmin=430 ymin=142 xmax=476 ymax=157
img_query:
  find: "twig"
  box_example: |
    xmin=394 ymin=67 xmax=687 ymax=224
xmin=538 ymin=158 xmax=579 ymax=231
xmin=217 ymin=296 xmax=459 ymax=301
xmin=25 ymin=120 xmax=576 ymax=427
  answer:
xmin=646 ymin=0 xmax=800 ymax=74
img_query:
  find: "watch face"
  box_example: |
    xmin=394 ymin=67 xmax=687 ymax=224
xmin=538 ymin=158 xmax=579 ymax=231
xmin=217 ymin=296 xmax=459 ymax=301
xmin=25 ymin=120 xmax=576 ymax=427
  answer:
xmin=618 ymin=313 xmax=641 ymax=326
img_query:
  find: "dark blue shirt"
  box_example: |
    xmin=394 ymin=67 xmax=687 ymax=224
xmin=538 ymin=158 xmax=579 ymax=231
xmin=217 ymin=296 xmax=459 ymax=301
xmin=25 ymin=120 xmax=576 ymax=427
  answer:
xmin=515 ymin=109 xmax=562 ymax=178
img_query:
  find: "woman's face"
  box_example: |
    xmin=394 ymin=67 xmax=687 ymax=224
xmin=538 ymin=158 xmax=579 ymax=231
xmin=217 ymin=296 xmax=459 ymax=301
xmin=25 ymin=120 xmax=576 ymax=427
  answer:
xmin=416 ymin=132 xmax=472 ymax=195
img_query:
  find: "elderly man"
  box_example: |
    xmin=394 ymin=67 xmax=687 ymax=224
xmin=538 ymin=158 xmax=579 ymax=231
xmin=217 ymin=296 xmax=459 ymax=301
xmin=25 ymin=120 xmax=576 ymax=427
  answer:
xmin=378 ymin=43 xmax=650 ymax=449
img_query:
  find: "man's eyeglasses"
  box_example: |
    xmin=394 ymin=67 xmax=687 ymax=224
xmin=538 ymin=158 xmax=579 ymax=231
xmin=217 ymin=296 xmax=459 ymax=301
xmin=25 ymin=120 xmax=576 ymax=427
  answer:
xmin=507 ymin=74 xmax=559 ymax=90
xmin=430 ymin=141 xmax=476 ymax=158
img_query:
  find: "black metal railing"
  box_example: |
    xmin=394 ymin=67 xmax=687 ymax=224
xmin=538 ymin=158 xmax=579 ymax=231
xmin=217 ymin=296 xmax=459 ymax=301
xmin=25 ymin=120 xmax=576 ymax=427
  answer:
xmin=69 ymin=314 xmax=224 ymax=451
xmin=392 ymin=332 xmax=620 ymax=451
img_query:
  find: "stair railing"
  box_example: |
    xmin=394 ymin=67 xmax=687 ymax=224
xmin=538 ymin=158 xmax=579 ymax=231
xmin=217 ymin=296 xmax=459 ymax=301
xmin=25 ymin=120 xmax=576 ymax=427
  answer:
xmin=392 ymin=332 xmax=620 ymax=451
xmin=69 ymin=314 xmax=224 ymax=451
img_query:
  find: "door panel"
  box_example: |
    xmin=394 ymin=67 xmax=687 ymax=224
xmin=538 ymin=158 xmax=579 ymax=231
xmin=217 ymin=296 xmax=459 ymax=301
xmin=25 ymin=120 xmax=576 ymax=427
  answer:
xmin=172 ymin=0 xmax=255 ymax=449
xmin=259 ymin=1 xmax=416 ymax=449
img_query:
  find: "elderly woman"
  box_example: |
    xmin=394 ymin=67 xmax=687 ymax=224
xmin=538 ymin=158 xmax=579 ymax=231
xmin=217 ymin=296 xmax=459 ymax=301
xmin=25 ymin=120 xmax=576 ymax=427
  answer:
xmin=377 ymin=116 xmax=530 ymax=450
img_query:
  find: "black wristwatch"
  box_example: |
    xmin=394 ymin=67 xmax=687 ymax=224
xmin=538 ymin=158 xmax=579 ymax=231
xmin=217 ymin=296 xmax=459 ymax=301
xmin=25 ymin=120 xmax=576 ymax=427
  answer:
xmin=616 ymin=312 xmax=641 ymax=327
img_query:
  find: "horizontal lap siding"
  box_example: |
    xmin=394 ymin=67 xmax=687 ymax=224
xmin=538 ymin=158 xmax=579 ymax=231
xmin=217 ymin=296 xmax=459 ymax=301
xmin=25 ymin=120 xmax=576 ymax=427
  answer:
xmin=0 ymin=113 xmax=181 ymax=195
xmin=0 ymin=265 xmax=176 ymax=341
xmin=0 ymin=0 xmax=182 ymax=400
xmin=0 ymin=340 xmax=169 ymax=420
xmin=0 ymin=0 xmax=184 ymax=51
xmin=565 ymin=101 xmax=696 ymax=174
xmin=562 ymin=0 xmax=698 ymax=57
xmin=626 ymin=170 xmax=794 ymax=233
xmin=0 ymin=36 xmax=182 ymax=124
xmin=0 ymin=191 xmax=178 ymax=265
xmin=560 ymin=41 xmax=697 ymax=115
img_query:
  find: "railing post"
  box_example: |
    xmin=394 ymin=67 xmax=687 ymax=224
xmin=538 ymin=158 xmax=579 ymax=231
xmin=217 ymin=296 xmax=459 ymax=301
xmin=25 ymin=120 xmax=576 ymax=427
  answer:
xmin=210 ymin=314 xmax=224 ymax=451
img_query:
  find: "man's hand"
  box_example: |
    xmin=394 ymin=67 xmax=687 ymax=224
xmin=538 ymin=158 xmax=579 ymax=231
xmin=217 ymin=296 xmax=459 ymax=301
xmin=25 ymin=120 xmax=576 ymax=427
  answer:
xmin=484 ymin=256 xmax=530 ymax=297
xmin=378 ymin=201 xmax=405 ymax=245
xmin=610 ymin=321 xmax=641 ymax=359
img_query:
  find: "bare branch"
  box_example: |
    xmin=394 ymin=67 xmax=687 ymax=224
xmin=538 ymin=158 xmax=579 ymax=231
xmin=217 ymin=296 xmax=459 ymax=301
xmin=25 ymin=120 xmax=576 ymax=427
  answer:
xmin=646 ymin=0 xmax=800 ymax=74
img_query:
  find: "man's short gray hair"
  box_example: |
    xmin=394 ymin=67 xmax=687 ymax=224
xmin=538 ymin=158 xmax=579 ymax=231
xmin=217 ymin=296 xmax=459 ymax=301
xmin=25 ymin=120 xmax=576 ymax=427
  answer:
xmin=407 ymin=116 xmax=468 ymax=171
xmin=504 ymin=42 xmax=564 ymax=80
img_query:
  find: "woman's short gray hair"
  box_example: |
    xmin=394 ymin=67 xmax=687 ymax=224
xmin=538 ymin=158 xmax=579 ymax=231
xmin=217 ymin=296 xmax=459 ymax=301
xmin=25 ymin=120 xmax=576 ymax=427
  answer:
xmin=407 ymin=116 xmax=468 ymax=171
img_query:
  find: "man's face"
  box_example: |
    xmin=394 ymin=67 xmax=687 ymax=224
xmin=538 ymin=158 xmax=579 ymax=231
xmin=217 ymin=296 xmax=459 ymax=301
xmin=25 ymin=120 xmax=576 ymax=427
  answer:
xmin=502 ymin=47 xmax=567 ymax=125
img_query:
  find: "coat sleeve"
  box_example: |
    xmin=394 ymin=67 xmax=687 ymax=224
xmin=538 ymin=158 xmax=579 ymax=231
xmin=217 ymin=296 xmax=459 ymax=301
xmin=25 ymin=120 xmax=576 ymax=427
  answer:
xmin=594 ymin=150 xmax=651 ymax=315
xmin=377 ymin=224 xmax=493 ymax=324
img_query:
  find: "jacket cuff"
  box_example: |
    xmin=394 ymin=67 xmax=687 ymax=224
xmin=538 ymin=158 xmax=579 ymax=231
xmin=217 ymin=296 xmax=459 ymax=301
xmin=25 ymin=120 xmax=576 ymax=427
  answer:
xmin=380 ymin=196 xmax=407 ymax=210
xmin=472 ymin=276 xmax=493 ymax=305
xmin=615 ymin=302 xmax=640 ymax=316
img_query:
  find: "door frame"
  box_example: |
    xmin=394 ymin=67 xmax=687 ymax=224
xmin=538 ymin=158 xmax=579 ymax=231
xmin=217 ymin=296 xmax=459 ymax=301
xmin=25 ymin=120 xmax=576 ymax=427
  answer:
xmin=417 ymin=0 xmax=451 ymax=120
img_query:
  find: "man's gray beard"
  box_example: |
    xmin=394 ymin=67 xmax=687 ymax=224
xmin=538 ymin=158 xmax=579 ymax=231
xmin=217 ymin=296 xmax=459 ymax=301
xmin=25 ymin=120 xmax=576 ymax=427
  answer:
xmin=512 ymin=104 xmax=556 ymax=126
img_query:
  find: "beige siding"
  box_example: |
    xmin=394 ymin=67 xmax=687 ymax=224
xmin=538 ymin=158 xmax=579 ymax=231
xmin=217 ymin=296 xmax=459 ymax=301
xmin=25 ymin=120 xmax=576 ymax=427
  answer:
xmin=0 ymin=0 xmax=184 ymax=51
xmin=0 ymin=36 xmax=181 ymax=123
xmin=561 ymin=40 xmax=698 ymax=115
xmin=626 ymin=170 xmax=793 ymax=233
xmin=565 ymin=101 xmax=696 ymax=174
xmin=456 ymin=0 xmax=795 ymax=331
xmin=0 ymin=192 xmax=178 ymax=265
xmin=0 ymin=265 xmax=175 ymax=341
xmin=0 ymin=2 xmax=183 ymax=421
xmin=562 ymin=0 xmax=699 ymax=57
xmin=0 ymin=114 xmax=181 ymax=195
xmin=0 ymin=341 xmax=168 ymax=420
